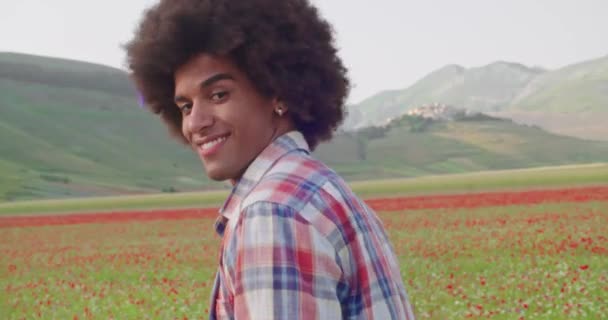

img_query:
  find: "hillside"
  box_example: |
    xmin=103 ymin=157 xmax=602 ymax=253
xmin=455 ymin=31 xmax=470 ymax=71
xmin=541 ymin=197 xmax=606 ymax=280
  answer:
xmin=0 ymin=52 xmax=134 ymax=97
xmin=510 ymin=55 xmax=608 ymax=113
xmin=1 ymin=52 xmax=608 ymax=201
xmin=317 ymin=114 xmax=608 ymax=180
xmin=346 ymin=55 xmax=608 ymax=140
xmin=495 ymin=55 xmax=608 ymax=140
xmin=0 ymin=53 xmax=214 ymax=201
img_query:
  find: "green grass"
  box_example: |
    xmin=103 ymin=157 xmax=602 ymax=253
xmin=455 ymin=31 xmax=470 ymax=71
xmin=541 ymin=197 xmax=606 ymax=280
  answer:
xmin=383 ymin=201 xmax=608 ymax=319
xmin=1 ymin=219 xmax=217 ymax=319
xmin=350 ymin=163 xmax=608 ymax=198
xmin=1 ymin=163 xmax=607 ymax=216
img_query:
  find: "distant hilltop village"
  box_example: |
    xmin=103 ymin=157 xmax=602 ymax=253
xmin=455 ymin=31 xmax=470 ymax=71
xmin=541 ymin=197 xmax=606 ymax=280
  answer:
xmin=406 ymin=103 xmax=479 ymax=120
xmin=379 ymin=103 xmax=490 ymax=126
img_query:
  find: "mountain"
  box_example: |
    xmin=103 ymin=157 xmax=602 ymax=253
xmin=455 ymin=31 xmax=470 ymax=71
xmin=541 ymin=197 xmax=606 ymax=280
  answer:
xmin=346 ymin=55 xmax=608 ymax=141
xmin=510 ymin=55 xmax=608 ymax=113
xmin=1 ymin=52 xmax=607 ymax=201
xmin=492 ymin=55 xmax=608 ymax=140
xmin=349 ymin=62 xmax=543 ymax=128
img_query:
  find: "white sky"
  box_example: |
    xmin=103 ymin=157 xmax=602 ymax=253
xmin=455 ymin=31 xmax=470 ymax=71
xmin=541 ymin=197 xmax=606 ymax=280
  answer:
xmin=1 ymin=0 xmax=607 ymax=103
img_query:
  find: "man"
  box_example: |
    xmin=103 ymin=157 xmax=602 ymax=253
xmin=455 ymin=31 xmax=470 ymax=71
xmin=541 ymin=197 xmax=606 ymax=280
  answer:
xmin=126 ymin=0 xmax=415 ymax=319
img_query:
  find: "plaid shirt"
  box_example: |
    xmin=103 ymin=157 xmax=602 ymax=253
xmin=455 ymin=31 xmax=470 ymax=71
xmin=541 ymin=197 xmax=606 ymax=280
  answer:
xmin=209 ymin=131 xmax=415 ymax=320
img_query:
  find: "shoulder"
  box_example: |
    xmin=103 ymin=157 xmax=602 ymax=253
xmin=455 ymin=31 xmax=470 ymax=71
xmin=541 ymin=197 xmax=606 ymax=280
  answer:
xmin=241 ymin=150 xmax=366 ymax=240
xmin=242 ymin=150 xmax=338 ymax=211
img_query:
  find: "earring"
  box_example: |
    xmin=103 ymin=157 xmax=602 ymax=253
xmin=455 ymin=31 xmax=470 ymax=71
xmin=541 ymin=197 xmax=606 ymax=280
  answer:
xmin=275 ymin=106 xmax=286 ymax=116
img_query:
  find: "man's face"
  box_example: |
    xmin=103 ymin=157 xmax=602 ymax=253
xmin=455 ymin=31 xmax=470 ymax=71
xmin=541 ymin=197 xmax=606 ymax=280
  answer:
xmin=174 ymin=53 xmax=278 ymax=182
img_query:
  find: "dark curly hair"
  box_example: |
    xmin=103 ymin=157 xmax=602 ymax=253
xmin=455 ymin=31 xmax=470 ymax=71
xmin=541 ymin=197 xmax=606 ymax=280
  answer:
xmin=125 ymin=0 xmax=350 ymax=150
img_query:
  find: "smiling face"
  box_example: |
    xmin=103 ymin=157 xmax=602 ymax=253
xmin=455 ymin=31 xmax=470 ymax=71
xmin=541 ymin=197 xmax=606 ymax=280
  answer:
xmin=174 ymin=53 xmax=290 ymax=182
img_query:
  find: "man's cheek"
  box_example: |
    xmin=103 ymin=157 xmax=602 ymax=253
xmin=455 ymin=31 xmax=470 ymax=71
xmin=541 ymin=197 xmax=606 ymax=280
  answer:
xmin=181 ymin=119 xmax=191 ymax=144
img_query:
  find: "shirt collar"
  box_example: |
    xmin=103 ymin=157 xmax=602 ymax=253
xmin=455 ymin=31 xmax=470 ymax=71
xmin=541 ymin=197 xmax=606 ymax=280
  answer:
xmin=215 ymin=131 xmax=309 ymax=229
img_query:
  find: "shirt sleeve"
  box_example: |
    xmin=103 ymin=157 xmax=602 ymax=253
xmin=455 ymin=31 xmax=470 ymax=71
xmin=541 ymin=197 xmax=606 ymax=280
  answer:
xmin=230 ymin=201 xmax=344 ymax=320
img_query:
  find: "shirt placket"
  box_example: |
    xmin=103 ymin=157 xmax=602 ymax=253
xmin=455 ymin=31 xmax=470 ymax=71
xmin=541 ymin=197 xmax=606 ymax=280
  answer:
xmin=211 ymin=215 xmax=232 ymax=319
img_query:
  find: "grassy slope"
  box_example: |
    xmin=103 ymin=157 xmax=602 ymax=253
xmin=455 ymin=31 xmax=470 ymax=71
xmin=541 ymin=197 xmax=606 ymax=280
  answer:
xmin=0 ymin=78 xmax=214 ymax=200
xmin=317 ymin=118 xmax=608 ymax=180
xmin=0 ymin=52 xmax=121 ymax=73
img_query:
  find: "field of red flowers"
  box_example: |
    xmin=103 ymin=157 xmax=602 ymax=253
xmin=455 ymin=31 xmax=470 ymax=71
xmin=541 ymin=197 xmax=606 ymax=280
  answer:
xmin=1 ymin=186 xmax=607 ymax=319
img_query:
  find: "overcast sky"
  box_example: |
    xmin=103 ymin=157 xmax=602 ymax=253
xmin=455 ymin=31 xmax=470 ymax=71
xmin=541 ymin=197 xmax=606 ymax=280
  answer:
xmin=1 ymin=0 xmax=607 ymax=103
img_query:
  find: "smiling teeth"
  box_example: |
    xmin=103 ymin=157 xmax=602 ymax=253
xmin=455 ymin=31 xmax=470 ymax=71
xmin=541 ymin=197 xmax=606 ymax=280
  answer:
xmin=201 ymin=136 xmax=227 ymax=151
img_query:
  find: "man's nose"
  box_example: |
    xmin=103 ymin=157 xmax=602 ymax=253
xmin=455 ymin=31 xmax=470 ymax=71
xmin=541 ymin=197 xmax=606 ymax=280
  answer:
xmin=187 ymin=103 xmax=214 ymax=133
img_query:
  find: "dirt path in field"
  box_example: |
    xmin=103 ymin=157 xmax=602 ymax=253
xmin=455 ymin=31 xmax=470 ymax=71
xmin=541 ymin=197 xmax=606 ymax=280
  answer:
xmin=1 ymin=186 xmax=607 ymax=228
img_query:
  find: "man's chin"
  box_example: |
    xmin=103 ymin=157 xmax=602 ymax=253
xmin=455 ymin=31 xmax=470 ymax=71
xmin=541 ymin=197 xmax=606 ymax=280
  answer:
xmin=204 ymin=166 xmax=232 ymax=182
xmin=206 ymin=172 xmax=228 ymax=182
xmin=203 ymin=161 xmax=247 ymax=184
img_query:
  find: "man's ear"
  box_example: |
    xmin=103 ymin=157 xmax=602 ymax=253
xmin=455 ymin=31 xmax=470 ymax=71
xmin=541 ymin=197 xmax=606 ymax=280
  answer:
xmin=271 ymin=97 xmax=285 ymax=109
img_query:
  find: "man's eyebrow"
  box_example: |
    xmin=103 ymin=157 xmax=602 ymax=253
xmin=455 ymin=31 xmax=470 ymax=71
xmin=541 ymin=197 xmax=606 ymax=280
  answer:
xmin=200 ymin=73 xmax=235 ymax=87
xmin=174 ymin=73 xmax=235 ymax=104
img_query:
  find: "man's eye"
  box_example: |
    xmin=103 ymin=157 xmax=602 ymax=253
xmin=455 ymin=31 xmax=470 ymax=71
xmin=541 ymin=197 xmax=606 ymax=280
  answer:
xmin=179 ymin=103 xmax=193 ymax=113
xmin=210 ymin=91 xmax=229 ymax=102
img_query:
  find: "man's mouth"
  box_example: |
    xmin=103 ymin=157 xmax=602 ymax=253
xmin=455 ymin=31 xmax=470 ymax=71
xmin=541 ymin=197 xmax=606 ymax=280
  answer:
xmin=198 ymin=134 xmax=230 ymax=157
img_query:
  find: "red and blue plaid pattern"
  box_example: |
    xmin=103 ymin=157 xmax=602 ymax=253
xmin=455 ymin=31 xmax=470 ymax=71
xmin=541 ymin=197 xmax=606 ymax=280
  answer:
xmin=209 ymin=131 xmax=415 ymax=319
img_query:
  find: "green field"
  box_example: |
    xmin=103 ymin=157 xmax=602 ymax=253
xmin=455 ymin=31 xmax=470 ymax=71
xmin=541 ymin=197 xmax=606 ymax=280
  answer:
xmin=386 ymin=201 xmax=608 ymax=319
xmin=2 ymin=188 xmax=606 ymax=319
xmin=1 ymin=163 xmax=607 ymax=216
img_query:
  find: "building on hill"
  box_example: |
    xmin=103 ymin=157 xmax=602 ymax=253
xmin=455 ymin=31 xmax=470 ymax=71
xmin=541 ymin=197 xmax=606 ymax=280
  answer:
xmin=406 ymin=103 xmax=479 ymax=121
